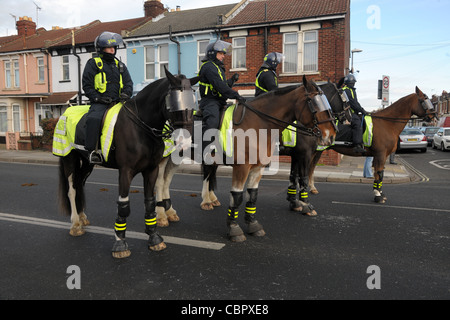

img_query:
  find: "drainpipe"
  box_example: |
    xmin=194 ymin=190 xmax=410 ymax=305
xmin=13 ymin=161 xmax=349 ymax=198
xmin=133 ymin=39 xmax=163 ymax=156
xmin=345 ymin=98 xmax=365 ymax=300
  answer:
xmin=169 ymin=25 xmax=181 ymax=75
xmin=264 ymin=3 xmax=268 ymax=55
xmin=71 ymin=30 xmax=82 ymax=104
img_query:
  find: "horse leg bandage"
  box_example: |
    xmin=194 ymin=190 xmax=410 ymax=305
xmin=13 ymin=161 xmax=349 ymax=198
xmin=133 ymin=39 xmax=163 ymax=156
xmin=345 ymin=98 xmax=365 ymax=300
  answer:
xmin=245 ymin=188 xmax=258 ymax=224
xmin=299 ymin=176 xmax=310 ymax=203
xmin=144 ymin=197 xmax=164 ymax=247
xmin=227 ymin=191 xmax=243 ymax=223
xmin=115 ymin=200 xmax=130 ymax=239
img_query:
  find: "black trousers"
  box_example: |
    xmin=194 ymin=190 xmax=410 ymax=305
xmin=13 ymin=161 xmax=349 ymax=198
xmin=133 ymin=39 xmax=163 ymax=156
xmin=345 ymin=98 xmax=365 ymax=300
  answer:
xmin=350 ymin=112 xmax=363 ymax=145
xmin=85 ymin=103 xmax=109 ymax=152
xmin=200 ymin=98 xmax=224 ymax=152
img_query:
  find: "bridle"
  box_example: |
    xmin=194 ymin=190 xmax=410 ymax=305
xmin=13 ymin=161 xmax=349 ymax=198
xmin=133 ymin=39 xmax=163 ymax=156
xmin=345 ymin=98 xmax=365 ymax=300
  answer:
xmin=235 ymin=85 xmax=336 ymax=137
xmin=328 ymin=82 xmax=352 ymax=123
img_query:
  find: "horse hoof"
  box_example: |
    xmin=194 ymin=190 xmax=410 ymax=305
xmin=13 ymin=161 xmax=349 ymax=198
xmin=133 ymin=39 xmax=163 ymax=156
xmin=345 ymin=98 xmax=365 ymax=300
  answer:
xmin=228 ymin=223 xmax=246 ymax=242
xmin=247 ymin=221 xmax=265 ymax=237
xmin=69 ymin=227 xmax=85 ymax=237
xmin=167 ymin=214 xmax=180 ymax=222
xmin=80 ymin=215 xmax=90 ymax=226
xmin=374 ymin=196 xmax=386 ymax=204
xmin=157 ymin=218 xmax=169 ymax=227
xmin=212 ymin=199 xmax=221 ymax=207
xmin=201 ymin=203 xmax=214 ymax=210
xmin=112 ymin=250 xmax=131 ymax=259
xmin=310 ymin=189 xmax=319 ymax=195
xmin=304 ymin=210 xmax=318 ymax=216
xmin=149 ymin=242 xmax=167 ymax=251
xmin=112 ymin=240 xmax=131 ymax=259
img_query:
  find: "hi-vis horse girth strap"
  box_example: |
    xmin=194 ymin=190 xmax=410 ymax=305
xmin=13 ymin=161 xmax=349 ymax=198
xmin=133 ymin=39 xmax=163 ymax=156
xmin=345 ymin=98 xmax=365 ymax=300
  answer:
xmin=52 ymin=103 xmax=123 ymax=161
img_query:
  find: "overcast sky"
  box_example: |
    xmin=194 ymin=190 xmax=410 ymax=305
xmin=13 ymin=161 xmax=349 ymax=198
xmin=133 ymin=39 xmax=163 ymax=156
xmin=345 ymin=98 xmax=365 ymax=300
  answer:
xmin=1 ymin=0 xmax=449 ymax=111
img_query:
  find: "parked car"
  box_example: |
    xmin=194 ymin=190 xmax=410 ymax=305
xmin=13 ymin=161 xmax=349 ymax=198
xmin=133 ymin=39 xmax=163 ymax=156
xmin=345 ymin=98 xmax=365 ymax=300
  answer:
xmin=432 ymin=127 xmax=450 ymax=151
xmin=423 ymin=127 xmax=440 ymax=146
xmin=398 ymin=128 xmax=427 ymax=152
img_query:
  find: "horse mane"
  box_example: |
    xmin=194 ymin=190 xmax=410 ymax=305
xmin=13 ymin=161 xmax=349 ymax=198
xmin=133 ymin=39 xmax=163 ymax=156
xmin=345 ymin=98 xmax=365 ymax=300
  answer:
xmin=371 ymin=93 xmax=415 ymax=116
xmin=252 ymin=85 xmax=300 ymax=102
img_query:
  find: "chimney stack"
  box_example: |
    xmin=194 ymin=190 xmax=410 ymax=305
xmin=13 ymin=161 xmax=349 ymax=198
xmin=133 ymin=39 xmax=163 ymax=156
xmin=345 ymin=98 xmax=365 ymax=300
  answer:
xmin=144 ymin=0 xmax=165 ymax=19
xmin=17 ymin=16 xmax=37 ymax=37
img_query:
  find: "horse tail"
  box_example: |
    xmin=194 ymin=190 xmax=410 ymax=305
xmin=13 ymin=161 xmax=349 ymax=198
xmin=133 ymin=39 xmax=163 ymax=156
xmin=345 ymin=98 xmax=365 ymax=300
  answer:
xmin=202 ymin=164 xmax=218 ymax=191
xmin=58 ymin=156 xmax=71 ymax=216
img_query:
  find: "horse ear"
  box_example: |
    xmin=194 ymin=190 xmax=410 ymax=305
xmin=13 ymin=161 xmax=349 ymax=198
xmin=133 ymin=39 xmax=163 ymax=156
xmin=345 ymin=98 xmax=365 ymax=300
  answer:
xmin=415 ymin=86 xmax=422 ymax=95
xmin=164 ymin=66 xmax=179 ymax=85
xmin=190 ymin=76 xmax=200 ymax=86
xmin=302 ymin=75 xmax=308 ymax=88
xmin=337 ymin=77 xmax=345 ymax=88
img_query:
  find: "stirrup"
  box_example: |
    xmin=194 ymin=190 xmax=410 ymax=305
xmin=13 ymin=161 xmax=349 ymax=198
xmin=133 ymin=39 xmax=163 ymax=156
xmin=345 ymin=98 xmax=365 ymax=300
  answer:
xmin=89 ymin=151 xmax=103 ymax=164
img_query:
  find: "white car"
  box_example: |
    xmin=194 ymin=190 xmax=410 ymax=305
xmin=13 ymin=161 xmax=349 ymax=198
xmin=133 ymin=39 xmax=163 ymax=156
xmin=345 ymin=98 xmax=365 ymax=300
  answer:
xmin=398 ymin=128 xmax=427 ymax=153
xmin=432 ymin=127 xmax=450 ymax=151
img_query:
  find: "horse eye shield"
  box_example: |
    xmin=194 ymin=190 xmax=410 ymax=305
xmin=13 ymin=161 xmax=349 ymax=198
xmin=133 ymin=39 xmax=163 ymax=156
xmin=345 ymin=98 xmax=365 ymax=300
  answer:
xmin=312 ymin=93 xmax=333 ymax=113
xmin=166 ymin=90 xmax=198 ymax=112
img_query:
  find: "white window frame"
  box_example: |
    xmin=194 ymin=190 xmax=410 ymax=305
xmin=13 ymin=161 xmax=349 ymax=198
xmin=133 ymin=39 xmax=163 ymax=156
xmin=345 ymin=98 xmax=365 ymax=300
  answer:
xmin=158 ymin=44 xmax=169 ymax=79
xmin=145 ymin=46 xmax=155 ymax=81
xmin=197 ymin=40 xmax=209 ymax=72
xmin=37 ymin=57 xmax=45 ymax=82
xmin=13 ymin=59 xmax=20 ymax=87
xmin=12 ymin=104 xmax=21 ymax=132
xmin=282 ymin=30 xmax=319 ymax=75
xmin=34 ymin=102 xmax=52 ymax=133
xmin=62 ymin=56 xmax=70 ymax=81
xmin=4 ymin=61 xmax=12 ymax=88
xmin=232 ymin=37 xmax=246 ymax=70
xmin=0 ymin=104 xmax=7 ymax=133
xmin=145 ymin=44 xmax=169 ymax=80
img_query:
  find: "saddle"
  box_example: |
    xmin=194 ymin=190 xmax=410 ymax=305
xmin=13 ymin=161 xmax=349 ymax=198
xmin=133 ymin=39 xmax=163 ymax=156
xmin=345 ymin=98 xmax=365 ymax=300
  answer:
xmin=52 ymin=102 xmax=123 ymax=162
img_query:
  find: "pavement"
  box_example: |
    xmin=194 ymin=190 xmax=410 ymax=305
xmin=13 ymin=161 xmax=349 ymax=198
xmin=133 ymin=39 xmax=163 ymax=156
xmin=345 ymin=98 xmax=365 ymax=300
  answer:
xmin=0 ymin=149 xmax=418 ymax=184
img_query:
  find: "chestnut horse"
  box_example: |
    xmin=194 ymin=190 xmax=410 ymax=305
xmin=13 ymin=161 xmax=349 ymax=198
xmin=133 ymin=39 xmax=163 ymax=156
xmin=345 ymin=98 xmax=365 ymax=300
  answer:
xmin=283 ymin=78 xmax=351 ymax=215
xmin=55 ymin=68 xmax=198 ymax=258
xmin=308 ymin=86 xmax=437 ymax=203
xmin=155 ymin=76 xmax=337 ymax=241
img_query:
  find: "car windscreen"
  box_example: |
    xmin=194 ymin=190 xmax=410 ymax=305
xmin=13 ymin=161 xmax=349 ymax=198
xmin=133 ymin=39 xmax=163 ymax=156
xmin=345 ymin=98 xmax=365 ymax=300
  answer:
xmin=444 ymin=129 xmax=450 ymax=136
xmin=425 ymin=128 xmax=439 ymax=134
xmin=401 ymin=129 xmax=422 ymax=135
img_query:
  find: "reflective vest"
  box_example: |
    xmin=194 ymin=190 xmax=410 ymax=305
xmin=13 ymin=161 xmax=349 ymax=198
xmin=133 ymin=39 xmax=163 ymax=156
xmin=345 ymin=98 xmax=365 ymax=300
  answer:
xmin=255 ymin=69 xmax=278 ymax=93
xmin=198 ymin=61 xmax=224 ymax=97
xmin=342 ymin=86 xmax=356 ymax=113
xmin=94 ymin=57 xmax=123 ymax=94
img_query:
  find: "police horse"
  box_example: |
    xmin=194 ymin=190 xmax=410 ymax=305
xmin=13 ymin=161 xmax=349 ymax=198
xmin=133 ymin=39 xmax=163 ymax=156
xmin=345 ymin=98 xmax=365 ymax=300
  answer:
xmin=55 ymin=68 xmax=198 ymax=258
xmin=156 ymin=76 xmax=337 ymax=242
xmin=307 ymin=86 xmax=437 ymax=203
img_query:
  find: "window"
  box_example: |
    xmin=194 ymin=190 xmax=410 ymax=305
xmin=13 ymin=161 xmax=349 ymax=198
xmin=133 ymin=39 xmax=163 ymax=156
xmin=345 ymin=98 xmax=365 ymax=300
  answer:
xmin=283 ymin=33 xmax=298 ymax=73
xmin=303 ymin=31 xmax=318 ymax=72
xmin=4 ymin=61 xmax=11 ymax=88
xmin=283 ymin=30 xmax=319 ymax=74
xmin=12 ymin=104 xmax=20 ymax=132
xmin=232 ymin=37 xmax=246 ymax=69
xmin=4 ymin=60 xmax=20 ymax=88
xmin=0 ymin=105 xmax=7 ymax=132
xmin=145 ymin=46 xmax=155 ymax=80
xmin=145 ymin=44 xmax=169 ymax=80
xmin=37 ymin=57 xmax=45 ymax=82
xmin=158 ymin=44 xmax=169 ymax=78
xmin=62 ymin=56 xmax=70 ymax=81
xmin=198 ymin=40 xmax=209 ymax=70
xmin=13 ymin=60 xmax=20 ymax=87
xmin=35 ymin=103 xmax=52 ymax=133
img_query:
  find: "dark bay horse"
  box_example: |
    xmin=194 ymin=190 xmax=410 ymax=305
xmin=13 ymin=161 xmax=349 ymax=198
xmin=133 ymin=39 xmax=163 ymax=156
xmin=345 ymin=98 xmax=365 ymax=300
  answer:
xmin=283 ymin=78 xmax=351 ymax=215
xmin=308 ymin=86 xmax=437 ymax=203
xmin=55 ymin=68 xmax=198 ymax=258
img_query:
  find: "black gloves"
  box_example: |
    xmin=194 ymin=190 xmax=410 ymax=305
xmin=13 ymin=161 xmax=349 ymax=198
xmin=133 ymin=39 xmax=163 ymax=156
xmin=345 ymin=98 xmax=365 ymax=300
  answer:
xmin=95 ymin=96 xmax=112 ymax=105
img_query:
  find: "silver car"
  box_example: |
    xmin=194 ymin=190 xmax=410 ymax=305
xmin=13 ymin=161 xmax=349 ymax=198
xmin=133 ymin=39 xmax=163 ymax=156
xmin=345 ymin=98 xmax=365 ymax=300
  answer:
xmin=398 ymin=128 xmax=427 ymax=153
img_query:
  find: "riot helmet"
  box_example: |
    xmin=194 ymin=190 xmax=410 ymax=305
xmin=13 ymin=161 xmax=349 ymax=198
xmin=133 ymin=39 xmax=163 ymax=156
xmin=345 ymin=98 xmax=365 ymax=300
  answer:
xmin=344 ymin=74 xmax=357 ymax=88
xmin=205 ymin=40 xmax=232 ymax=61
xmin=262 ymin=52 xmax=284 ymax=70
xmin=95 ymin=31 xmax=123 ymax=54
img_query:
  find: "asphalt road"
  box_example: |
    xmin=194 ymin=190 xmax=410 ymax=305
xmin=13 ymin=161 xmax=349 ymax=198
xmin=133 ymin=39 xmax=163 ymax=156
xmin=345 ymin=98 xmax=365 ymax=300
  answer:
xmin=0 ymin=148 xmax=449 ymax=302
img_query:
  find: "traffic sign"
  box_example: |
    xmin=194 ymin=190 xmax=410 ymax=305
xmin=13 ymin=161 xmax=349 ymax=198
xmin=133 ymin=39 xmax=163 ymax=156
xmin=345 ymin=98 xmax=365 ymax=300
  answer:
xmin=382 ymin=75 xmax=389 ymax=106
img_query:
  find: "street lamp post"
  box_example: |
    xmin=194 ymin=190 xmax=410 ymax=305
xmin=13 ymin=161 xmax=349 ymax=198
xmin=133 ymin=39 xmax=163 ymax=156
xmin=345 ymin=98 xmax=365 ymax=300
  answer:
xmin=351 ymin=48 xmax=363 ymax=74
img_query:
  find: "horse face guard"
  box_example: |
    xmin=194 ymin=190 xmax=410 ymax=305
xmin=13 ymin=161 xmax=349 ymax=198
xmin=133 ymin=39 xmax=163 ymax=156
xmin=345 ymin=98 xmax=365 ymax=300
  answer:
xmin=165 ymin=79 xmax=197 ymax=132
xmin=420 ymin=94 xmax=439 ymax=122
xmin=308 ymin=89 xmax=338 ymax=133
xmin=337 ymin=89 xmax=352 ymax=122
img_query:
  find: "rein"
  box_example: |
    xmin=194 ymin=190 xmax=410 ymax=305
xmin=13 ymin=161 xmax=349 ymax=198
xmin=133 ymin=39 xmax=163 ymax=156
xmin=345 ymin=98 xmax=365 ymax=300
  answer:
xmin=122 ymin=99 xmax=173 ymax=140
xmin=235 ymin=100 xmax=323 ymax=137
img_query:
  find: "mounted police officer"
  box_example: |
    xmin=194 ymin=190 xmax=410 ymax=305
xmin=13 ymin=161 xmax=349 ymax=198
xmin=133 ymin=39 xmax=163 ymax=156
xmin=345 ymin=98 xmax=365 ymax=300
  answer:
xmin=198 ymin=40 xmax=245 ymax=154
xmin=342 ymin=74 xmax=367 ymax=153
xmin=255 ymin=52 xmax=284 ymax=97
xmin=82 ymin=31 xmax=133 ymax=164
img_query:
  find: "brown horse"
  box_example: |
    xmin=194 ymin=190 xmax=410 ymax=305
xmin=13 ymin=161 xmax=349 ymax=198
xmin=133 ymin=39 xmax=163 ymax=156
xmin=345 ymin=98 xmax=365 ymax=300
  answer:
xmin=204 ymin=76 xmax=337 ymax=241
xmin=55 ymin=68 xmax=198 ymax=258
xmin=308 ymin=86 xmax=437 ymax=203
xmin=155 ymin=77 xmax=337 ymax=236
